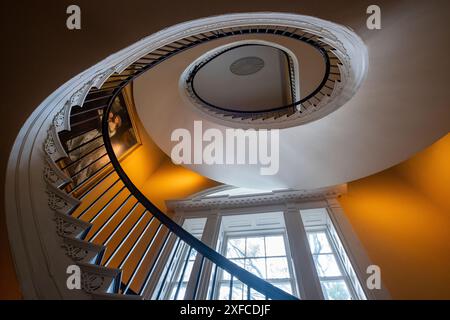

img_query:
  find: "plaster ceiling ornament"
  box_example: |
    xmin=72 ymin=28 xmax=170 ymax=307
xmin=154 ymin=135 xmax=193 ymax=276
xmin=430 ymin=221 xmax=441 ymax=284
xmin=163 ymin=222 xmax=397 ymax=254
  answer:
xmin=229 ymin=56 xmax=266 ymax=75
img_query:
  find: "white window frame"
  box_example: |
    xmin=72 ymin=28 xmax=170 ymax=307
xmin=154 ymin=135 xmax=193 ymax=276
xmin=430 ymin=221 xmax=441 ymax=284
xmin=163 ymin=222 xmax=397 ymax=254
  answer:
xmin=306 ymin=225 xmax=362 ymax=300
xmin=162 ymin=186 xmax=391 ymax=300
xmin=212 ymin=228 xmax=299 ymax=300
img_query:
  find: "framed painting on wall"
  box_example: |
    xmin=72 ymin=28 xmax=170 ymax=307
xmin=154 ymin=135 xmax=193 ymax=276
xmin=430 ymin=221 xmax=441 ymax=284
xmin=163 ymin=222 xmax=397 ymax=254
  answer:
xmin=59 ymin=85 xmax=141 ymax=194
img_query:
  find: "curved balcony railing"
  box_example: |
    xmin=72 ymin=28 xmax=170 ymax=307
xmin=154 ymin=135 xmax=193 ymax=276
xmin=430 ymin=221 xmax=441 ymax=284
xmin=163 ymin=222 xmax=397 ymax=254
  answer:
xmin=184 ymin=34 xmax=338 ymax=121
xmin=184 ymin=42 xmax=299 ymax=118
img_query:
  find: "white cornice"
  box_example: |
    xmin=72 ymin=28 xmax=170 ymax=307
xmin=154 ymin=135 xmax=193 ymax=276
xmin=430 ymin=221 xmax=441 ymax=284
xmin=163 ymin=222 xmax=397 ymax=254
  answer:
xmin=166 ymin=184 xmax=347 ymax=211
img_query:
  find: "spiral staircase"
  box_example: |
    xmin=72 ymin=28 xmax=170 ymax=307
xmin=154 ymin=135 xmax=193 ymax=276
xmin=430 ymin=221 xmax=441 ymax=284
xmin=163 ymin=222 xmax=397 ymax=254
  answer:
xmin=38 ymin=21 xmax=350 ymax=300
xmin=4 ymin=3 xmax=450 ymax=301
xmin=4 ymin=11 xmax=388 ymax=300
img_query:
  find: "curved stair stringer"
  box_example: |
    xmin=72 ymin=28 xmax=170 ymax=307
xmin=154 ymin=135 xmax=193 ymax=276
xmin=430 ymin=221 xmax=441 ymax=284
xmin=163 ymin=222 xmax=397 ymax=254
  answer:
xmin=36 ymin=31 xmax=186 ymax=299
xmin=42 ymin=98 xmax=144 ymax=299
xmin=7 ymin=63 xmax=141 ymax=299
xmin=45 ymin=68 xmax=117 ymax=163
xmin=39 ymin=56 xmax=153 ymax=298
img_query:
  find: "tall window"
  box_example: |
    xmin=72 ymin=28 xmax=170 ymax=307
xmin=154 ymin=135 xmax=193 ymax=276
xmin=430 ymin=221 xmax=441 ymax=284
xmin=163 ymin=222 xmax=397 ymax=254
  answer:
xmin=212 ymin=212 xmax=298 ymax=299
xmin=301 ymin=209 xmax=366 ymax=300
xmin=166 ymin=187 xmax=371 ymax=300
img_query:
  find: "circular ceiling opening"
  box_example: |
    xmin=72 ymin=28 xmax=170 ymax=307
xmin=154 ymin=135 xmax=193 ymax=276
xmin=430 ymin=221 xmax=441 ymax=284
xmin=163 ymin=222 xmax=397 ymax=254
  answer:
xmin=191 ymin=44 xmax=302 ymax=113
xmin=229 ymin=56 xmax=265 ymax=76
xmin=189 ymin=43 xmax=327 ymax=114
xmin=176 ymin=21 xmax=368 ymax=129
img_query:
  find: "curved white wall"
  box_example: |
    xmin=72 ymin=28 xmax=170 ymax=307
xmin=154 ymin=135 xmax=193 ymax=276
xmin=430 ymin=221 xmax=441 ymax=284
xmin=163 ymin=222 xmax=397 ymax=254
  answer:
xmin=133 ymin=13 xmax=450 ymax=190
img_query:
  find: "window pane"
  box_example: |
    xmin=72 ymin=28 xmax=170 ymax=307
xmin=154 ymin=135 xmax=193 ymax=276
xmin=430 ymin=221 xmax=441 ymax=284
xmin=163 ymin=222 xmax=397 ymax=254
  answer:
xmin=182 ymin=261 xmax=194 ymax=281
xmin=221 ymin=269 xmax=231 ymax=281
xmin=314 ymin=254 xmax=342 ymax=277
xmin=219 ymin=231 xmax=297 ymax=299
xmin=270 ymin=281 xmax=293 ymax=294
xmin=226 ymin=238 xmax=245 ymax=258
xmin=218 ymin=283 xmax=230 ymax=300
xmin=307 ymin=232 xmax=332 ymax=254
xmin=267 ymin=257 xmax=289 ymax=279
xmin=217 ymin=281 xmax=245 ymax=300
xmin=188 ymin=249 xmax=197 ymax=261
xmin=246 ymin=237 xmax=265 ymax=257
xmin=245 ymin=258 xmax=266 ymax=278
xmin=231 ymin=281 xmax=244 ymax=300
xmin=321 ymin=280 xmax=352 ymax=300
xmin=222 ymin=259 xmax=245 ymax=280
xmin=265 ymin=235 xmax=286 ymax=256
xmin=249 ymin=288 xmax=265 ymax=300
xmin=169 ymin=283 xmax=187 ymax=300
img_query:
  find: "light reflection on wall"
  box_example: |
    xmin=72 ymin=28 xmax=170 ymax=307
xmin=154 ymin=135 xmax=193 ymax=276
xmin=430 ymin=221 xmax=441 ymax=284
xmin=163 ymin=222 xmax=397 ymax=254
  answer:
xmin=112 ymin=142 xmax=124 ymax=157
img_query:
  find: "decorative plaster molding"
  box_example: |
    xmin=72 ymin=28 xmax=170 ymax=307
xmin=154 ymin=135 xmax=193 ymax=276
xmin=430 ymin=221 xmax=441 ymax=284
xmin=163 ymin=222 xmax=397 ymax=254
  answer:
xmin=70 ymin=82 xmax=93 ymax=108
xmin=54 ymin=211 xmax=91 ymax=239
xmin=81 ymin=273 xmax=105 ymax=294
xmin=52 ymin=102 xmax=71 ymax=133
xmin=78 ymin=263 xmax=121 ymax=294
xmin=166 ymin=185 xmax=347 ymax=211
xmin=46 ymin=183 xmax=80 ymax=215
xmin=44 ymin=125 xmax=68 ymax=162
xmin=92 ymin=68 xmax=116 ymax=89
xmin=43 ymin=154 xmax=72 ymax=188
xmin=61 ymin=236 xmax=105 ymax=264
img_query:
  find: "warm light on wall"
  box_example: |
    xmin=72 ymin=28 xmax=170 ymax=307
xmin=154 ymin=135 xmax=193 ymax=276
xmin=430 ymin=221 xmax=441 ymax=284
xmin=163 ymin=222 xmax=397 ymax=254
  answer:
xmin=140 ymin=159 xmax=218 ymax=211
xmin=339 ymin=133 xmax=450 ymax=299
xmin=396 ymin=133 xmax=450 ymax=212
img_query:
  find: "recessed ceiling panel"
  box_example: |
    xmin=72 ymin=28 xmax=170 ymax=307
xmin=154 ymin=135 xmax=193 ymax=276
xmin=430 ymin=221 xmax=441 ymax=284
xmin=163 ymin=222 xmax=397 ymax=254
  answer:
xmin=192 ymin=44 xmax=293 ymax=112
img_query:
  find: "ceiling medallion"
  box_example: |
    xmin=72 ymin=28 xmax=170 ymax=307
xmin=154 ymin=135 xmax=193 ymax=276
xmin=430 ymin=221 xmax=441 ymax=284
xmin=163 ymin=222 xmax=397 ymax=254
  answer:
xmin=229 ymin=56 xmax=265 ymax=76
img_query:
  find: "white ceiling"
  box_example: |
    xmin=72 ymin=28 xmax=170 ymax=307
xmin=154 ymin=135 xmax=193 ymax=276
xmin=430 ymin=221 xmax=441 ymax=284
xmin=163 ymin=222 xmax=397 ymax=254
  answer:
xmin=133 ymin=8 xmax=450 ymax=190
xmin=193 ymin=44 xmax=291 ymax=111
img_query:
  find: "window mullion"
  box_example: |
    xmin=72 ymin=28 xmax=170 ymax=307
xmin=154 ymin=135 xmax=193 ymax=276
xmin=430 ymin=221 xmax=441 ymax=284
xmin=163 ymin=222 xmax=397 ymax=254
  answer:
xmin=284 ymin=207 xmax=324 ymax=299
xmin=184 ymin=214 xmax=220 ymax=300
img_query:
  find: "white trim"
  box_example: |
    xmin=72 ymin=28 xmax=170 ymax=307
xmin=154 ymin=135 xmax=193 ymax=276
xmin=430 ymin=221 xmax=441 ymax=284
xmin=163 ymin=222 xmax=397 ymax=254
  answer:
xmin=284 ymin=207 xmax=323 ymax=299
xmin=184 ymin=214 xmax=220 ymax=300
xmin=167 ymin=185 xmax=346 ymax=211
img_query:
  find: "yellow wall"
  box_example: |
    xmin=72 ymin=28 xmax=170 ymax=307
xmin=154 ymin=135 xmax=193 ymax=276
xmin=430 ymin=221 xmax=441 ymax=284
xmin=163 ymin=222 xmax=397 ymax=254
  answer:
xmin=339 ymin=134 xmax=450 ymax=299
xmin=121 ymin=85 xmax=167 ymax=188
xmin=140 ymin=159 xmax=218 ymax=212
xmin=395 ymin=134 xmax=450 ymax=212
